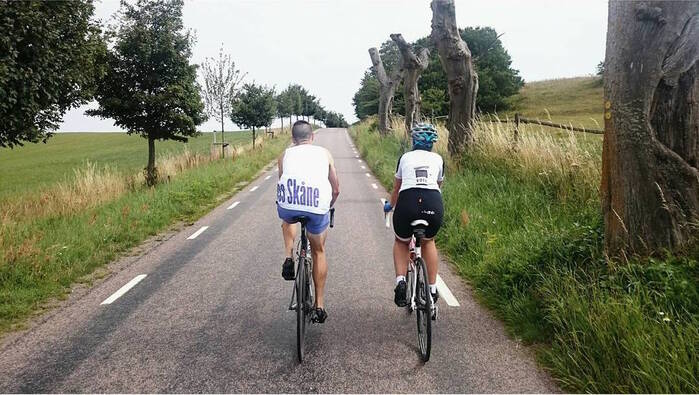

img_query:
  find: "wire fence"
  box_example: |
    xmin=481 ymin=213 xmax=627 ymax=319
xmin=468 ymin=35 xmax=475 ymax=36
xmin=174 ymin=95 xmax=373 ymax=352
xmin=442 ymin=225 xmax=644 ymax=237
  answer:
xmin=429 ymin=112 xmax=604 ymax=137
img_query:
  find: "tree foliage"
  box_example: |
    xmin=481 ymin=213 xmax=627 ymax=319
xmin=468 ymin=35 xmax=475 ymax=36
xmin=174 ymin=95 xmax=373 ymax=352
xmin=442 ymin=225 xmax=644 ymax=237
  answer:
xmin=230 ymin=83 xmax=276 ymax=135
xmin=353 ymin=26 xmax=523 ymax=120
xmin=87 ymin=0 xmax=205 ymax=185
xmin=0 ymin=0 xmax=105 ymax=148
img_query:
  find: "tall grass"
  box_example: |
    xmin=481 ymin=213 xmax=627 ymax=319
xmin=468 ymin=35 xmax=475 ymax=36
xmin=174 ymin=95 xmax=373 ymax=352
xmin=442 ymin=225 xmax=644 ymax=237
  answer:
xmin=351 ymin=117 xmax=697 ymax=393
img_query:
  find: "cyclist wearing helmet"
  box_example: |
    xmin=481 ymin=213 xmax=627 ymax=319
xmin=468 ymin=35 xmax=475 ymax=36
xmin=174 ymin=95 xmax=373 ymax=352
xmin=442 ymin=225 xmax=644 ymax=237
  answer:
xmin=384 ymin=123 xmax=444 ymax=307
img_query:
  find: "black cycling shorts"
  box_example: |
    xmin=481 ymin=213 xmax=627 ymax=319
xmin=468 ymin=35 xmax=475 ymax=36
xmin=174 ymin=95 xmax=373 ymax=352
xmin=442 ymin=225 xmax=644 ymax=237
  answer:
xmin=392 ymin=187 xmax=444 ymax=242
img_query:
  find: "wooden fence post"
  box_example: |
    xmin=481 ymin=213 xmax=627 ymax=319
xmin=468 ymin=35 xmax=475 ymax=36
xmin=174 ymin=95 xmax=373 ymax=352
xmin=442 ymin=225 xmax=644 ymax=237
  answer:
xmin=514 ymin=113 xmax=520 ymax=144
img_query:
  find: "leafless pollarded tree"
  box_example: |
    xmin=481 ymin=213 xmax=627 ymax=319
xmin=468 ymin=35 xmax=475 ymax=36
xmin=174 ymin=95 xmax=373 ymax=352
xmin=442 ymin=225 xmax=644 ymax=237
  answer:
xmin=202 ymin=45 xmax=246 ymax=158
xmin=430 ymin=0 xmax=478 ymax=155
xmin=602 ymin=1 xmax=698 ymax=258
xmin=368 ymin=47 xmax=403 ymax=134
xmin=390 ymin=34 xmax=429 ymax=136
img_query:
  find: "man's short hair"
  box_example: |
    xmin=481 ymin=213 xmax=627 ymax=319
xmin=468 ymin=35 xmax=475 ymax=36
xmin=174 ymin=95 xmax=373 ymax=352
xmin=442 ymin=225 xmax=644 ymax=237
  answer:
xmin=292 ymin=120 xmax=313 ymax=142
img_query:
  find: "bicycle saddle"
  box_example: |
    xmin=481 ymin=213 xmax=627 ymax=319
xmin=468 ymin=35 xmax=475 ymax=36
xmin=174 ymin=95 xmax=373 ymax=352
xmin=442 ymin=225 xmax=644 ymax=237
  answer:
xmin=292 ymin=216 xmax=310 ymax=225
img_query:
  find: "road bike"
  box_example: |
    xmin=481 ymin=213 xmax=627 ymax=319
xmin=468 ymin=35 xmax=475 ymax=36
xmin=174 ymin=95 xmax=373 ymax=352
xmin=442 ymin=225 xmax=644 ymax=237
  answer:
xmin=287 ymin=208 xmax=335 ymax=362
xmin=383 ymin=203 xmax=437 ymax=362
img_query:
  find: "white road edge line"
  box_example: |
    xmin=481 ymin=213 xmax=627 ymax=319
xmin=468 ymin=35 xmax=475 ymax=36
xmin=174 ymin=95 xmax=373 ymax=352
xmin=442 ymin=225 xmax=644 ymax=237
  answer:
xmin=436 ymin=275 xmax=460 ymax=307
xmin=227 ymin=201 xmax=240 ymax=210
xmin=187 ymin=226 xmax=209 ymax=240
xmin=356 ymin=159 xmax=362 ymax=163
xmin=365 ymin=173 xmax=371 ymax=177
xmin=101 ymin=274 xmax=147 ymax=305
xmin=371 ymin=183 xmax=378 ymax=189
xmin=250 ymin=185 xmax=259 ymax=192
xmin=361 ymin=165 xmax=366 ymax=169
xmin=264 ymin=175 xmax=271 ymax=180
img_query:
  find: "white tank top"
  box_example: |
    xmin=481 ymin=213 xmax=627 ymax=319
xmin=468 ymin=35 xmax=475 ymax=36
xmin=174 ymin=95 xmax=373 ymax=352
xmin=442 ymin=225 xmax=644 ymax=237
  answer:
xmin=395 ymin=149 xmax=444 ymax=192
xmin=277 ymin=144 xmax=332 ymax=214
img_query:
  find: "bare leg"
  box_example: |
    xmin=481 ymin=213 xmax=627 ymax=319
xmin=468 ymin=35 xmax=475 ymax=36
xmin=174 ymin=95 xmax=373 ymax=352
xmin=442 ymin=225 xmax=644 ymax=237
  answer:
xmin=421 ymin=239 xmax=439 ymax=285
xmin=393 ymin=239 xmax=410 ymax=277
xmin=308 ymin=231 xmax=328 ymax=309
xmin=281 ymin=222 xmax=296 ymax=258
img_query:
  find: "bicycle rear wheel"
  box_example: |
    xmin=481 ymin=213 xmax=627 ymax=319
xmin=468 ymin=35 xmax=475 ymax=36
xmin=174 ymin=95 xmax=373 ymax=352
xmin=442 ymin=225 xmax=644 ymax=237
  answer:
xmin=415 ymin=257 xmax=432 ymax=362
xmin=296 ymin=257 xmax=306 ymax=362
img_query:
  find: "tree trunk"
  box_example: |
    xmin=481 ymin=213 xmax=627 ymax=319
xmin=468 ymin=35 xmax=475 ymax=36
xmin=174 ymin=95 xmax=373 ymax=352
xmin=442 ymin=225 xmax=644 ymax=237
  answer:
xmin=391 ymin=34 xmax=429 ymax=136
xmin=369 ymin=47 xmax=404 ymax=134
xmin=252 ymin=126 xmax=256 ymax=149
xmin=602 ymin=1 xmax=699 ymax=258
xmin=220 ymin=102 xmax=225 ymax=159
xmin=146 ymin=136 xmax=157 ymax=186
xmin=430 ymin=0 xmax=479 ymax=155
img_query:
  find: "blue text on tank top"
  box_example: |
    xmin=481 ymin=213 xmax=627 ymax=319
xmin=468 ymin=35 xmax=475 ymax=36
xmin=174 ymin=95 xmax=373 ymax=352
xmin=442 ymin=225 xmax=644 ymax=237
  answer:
xmin=277 ymin=179 xmax=320 ymax=208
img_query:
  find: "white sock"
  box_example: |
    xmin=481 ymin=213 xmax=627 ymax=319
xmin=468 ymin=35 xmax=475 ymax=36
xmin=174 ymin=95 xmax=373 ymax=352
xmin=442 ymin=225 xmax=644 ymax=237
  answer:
xmin=396 ymin=275 xmax=406 ymax=285
xmin=429 ymin=284 xmax=437 ymax=294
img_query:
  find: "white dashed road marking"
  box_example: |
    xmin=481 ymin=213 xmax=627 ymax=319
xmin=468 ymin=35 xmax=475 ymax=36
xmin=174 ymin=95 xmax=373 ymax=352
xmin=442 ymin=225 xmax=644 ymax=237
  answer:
xmin=101 ymin=274 xmax=147 ymax=305
xmin=357 ymin=159 xmax=362 ymax=163
xmin=264 ymin=175 xmax=271 ymax=180
xmin=436 ymin=275 xmax=460 ymax=307
xmin=187 ymin=226 xmax=209 ymax=240
xmin=371 ymin=183 xmax=378 ymax=189
xmin=227 ymin=201 xmax=240 ymax=210
xmin=361 ymin=165 xmax=366 ymax=170
xmin=250 ymin=186 xmax=259 ymax=192
xmin=365 ymin=173 xmax=371 ymax=178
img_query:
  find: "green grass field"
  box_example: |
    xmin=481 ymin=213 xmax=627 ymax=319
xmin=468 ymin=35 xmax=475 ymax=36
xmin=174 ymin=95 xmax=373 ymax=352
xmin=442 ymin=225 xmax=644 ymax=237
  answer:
xmin=0 ymin=131 xmax=253 ymax=199
xmin=507 ymin=76 xmax=604 ymax=130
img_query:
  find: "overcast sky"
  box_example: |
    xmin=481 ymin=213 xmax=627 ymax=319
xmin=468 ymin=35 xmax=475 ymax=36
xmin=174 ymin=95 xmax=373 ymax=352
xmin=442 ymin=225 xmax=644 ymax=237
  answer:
xmin=59 ymin=0 xmax=608 ymax=132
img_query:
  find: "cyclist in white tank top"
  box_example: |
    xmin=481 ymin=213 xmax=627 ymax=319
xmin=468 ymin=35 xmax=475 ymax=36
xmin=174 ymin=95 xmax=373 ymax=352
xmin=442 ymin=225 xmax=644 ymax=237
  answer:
xmin=277 ymin=120 xmax=340 ymax=323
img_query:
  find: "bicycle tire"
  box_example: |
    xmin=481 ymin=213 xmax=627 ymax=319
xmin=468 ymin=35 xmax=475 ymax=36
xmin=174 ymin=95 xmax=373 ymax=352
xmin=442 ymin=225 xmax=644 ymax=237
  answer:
xmin=406 ymin=264 xmax=414 ymax=314
xmin=415 ymin=257 xmax=432 ymax=362
xmin=296 ymin=256 xmax=306 ymax=363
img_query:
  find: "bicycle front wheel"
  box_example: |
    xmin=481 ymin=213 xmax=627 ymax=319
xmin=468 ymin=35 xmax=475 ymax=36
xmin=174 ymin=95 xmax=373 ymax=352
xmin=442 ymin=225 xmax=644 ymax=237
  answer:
xmin=296 ymin=257 xmax=306 ymax=362
xmin=415 ymin=257 xmax=432 ymax=362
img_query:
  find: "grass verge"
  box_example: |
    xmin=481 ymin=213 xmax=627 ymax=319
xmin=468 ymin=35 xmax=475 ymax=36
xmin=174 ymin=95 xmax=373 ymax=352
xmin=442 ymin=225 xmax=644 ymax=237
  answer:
xmin=351 ymin=118 xmax=698 ymax=393
xmin=0 ymin=135 xmax=289 ymax=335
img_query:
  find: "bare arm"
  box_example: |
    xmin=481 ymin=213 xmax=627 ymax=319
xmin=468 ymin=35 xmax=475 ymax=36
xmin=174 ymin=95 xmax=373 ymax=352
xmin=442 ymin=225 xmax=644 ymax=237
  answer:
xmin=277 ymin=151 xmax=285 ymax=178
xmin=327 ymin=150 xmax=340 ymax=207
xmin=390 ymin=178 xmax=401 ymax=207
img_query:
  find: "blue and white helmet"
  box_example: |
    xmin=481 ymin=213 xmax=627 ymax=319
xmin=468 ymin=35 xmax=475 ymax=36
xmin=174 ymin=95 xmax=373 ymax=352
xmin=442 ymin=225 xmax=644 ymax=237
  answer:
xmin=411 ymin=123 xmax=438 ymax=149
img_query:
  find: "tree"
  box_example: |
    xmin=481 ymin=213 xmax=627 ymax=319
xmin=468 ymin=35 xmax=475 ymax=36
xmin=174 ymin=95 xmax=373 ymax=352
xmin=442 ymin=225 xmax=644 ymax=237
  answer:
xmin=201 ymin=45 xmax=246 ymax=158
xmin=0 ymin=1 xmax=105 ymax=148
xmin=601 ymin=1 xmax=698 ymax=258
xmin=88 ymin=0 xmax=205 ymax=186
xmin=324 ymin=111 xmax=349 ymax=128
xmin=368 ymin=47 xmax=404 ymax=134
xmin=431 ymin=0 xmax=479 ymax=155
xmin=352 ymin=28 xmax=521 ymax=121
xmin=352 ymin=71 xmax=381 ymax=120
xmin=230 ymin=83 xmax=276 ymax=148
xmin=391 ymin=34 xmax=429 ymax=135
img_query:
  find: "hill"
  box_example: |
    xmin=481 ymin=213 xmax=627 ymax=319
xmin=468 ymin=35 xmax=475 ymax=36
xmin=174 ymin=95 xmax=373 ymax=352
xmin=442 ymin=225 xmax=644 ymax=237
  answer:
xmin=508 ymin=76 xmax=604 ymax=130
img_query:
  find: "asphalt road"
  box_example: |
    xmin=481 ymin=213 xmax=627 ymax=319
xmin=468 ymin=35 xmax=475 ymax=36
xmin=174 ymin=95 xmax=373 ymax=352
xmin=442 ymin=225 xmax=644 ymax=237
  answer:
xmin=0 ymin=128 xmax=557 ymax=393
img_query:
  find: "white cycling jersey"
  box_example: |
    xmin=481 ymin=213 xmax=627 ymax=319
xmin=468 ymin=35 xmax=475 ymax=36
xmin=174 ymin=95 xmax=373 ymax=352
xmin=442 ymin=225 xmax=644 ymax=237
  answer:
xmin=395 ymin=149 xmax=444 ymax=192
xmin=277 ymin=144 xmax=332 ymax=215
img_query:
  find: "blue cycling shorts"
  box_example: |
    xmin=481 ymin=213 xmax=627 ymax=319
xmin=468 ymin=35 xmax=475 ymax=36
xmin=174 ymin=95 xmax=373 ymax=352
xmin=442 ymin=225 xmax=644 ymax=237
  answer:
xmin=277 ymin=206 xmax=330 ymax=234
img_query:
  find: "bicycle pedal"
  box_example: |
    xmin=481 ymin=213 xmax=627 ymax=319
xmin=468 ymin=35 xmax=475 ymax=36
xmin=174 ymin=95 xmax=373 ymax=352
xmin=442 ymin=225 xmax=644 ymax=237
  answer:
xmin=289 ymin=303 xmax=297 ymax=311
